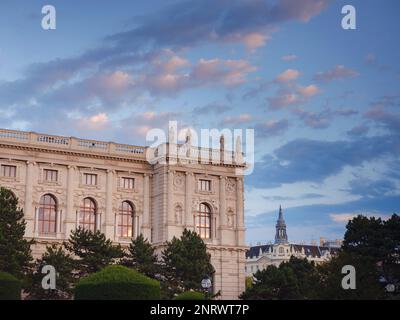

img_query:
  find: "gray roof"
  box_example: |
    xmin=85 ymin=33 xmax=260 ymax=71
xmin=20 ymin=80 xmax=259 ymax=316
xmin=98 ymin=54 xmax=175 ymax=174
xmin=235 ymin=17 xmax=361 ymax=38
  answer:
xmin=246 ymin=243 xmax=340 ymax=259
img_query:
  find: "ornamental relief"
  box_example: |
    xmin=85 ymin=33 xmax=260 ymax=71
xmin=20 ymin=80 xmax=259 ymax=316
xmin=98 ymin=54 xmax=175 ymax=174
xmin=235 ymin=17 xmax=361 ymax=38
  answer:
xmin=226 ymin=179 xmax=236 ymax=193
xmin=173 ymin=172 xmax=185 ymax=191
xmin=191 ymin=198 xmax=219 ymax=213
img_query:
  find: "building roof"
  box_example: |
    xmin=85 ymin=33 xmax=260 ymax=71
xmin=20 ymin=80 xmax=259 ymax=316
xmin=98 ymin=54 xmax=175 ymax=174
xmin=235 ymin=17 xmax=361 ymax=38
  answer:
xmin=246 ymin=243 xmax=340 ymax=259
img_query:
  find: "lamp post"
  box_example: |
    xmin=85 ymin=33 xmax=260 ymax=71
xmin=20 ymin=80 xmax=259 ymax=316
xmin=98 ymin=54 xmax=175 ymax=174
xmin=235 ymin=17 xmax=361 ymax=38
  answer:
xmin=201 ymin=276 xmax=212 ymax=300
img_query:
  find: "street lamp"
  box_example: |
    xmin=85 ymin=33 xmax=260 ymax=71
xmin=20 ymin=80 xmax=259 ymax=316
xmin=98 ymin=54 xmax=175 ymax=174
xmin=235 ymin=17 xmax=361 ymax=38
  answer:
xmin=201 ymin=276 xmax=212 ymax=300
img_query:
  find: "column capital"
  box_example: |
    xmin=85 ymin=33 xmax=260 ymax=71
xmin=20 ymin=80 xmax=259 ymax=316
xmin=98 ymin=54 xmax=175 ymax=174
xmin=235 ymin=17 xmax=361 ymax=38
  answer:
xmin=107 ymin=169 xmax=115 ymax=174
xmin=67 ymin=165 xmax=76 ymax=170
xmin=26 ymin=161 xmax=36 ymax=166
xmin=219 ymin=175 xmax=226 ymax=180
xmin=185 ymin=171 xmax=193 ymax=176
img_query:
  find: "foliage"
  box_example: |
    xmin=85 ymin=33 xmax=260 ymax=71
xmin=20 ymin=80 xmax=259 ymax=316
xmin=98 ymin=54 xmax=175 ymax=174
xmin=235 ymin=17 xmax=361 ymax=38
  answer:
xmin=240 ymin=257 xmax=320 ymax=300
xmin=26 ymin=244 xmax=75 ymax=300
xmin=74 ymin=265 xmax=160 ymax=300
xmin=0 ymin=187 xmax=34 ymax=279
xmin=161 ymin=229 xmax=215 ymax=298
xmin=174 ymin=291 xmax=205 ymax=300
xmin=122 ymin=234 xmax=159 ymax=278
xmin=0 ymin=271 xmax=21 ymax=300
xmin=317 ymin=251 xmax=384 ymax=299
xmin=63 ymin=227 xmax=124 ymax=277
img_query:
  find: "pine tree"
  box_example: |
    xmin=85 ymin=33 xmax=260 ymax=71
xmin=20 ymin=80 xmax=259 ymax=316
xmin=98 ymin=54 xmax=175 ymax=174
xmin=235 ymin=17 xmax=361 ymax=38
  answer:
xmin=64 ymin=227 xmax=124 ymax=277
xmin=0 ymin=187 xmax=34 ymax=278
xmin=122 ymin=234 xmax=159 ymax=278
xmin=161 ymin=229 xmax=215 ymax=298
xmin=26 ymin=244 xmax=75 ymax=300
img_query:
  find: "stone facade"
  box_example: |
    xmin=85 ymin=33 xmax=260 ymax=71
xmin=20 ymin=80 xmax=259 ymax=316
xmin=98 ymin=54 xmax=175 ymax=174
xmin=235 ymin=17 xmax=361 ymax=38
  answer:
xmin=245 ymin=207 xmax=339 ymax=276
xmin=0 ymin=128 xmax=248 ymax=299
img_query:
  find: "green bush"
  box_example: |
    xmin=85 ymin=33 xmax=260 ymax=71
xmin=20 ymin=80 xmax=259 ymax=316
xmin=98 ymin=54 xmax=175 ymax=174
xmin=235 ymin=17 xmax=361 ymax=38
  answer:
xmin=74 ymin=265 xmax=160 ymax=300
xmin=174 ymin=291 xmax=205 ymax=300
xmin=0 ymin=272 xmax=21 ymax=300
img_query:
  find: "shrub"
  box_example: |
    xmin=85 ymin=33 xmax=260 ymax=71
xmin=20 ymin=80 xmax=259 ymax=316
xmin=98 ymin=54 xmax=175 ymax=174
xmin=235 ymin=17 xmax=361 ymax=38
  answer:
xmin=0 ymin=271 xmax=21 ymax=300
xmin=74 ymin=265 xmax=160 ymax=300
xmin=174 ymin=291 xmax=205 ymax=300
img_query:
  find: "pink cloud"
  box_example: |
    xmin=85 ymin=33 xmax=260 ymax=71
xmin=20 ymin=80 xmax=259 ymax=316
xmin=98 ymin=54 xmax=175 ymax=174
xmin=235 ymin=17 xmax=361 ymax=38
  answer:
xmin=275 ymin=69 xmax=300 ymax=82
xmin=314 ymin=65 xmax=359 ymax=81
xmin=298 ymin=84 xmax=319 ymax=97
xmin=281 ymin=54 xmax=298 ymax=61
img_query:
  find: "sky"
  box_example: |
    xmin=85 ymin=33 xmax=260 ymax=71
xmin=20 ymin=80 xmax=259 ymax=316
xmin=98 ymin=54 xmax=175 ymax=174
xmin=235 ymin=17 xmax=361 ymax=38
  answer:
xmin=0 ymin=0 xmax=399 ymax=245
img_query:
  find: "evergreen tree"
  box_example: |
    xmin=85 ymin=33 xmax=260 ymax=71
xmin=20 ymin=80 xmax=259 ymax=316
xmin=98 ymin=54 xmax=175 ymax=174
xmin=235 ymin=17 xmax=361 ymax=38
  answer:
xmin=64 ymin=227 xmax=124 ymax=277
xmin=122 ymin=234 xmax=159 ymax=278
xmin=161 ymin=229 xmax=215 ymax=298
xmin=0 ymin=187 xmax=34 ymax=278
xmin=240 ymin=257 xmax=320 ymax=300
xmin=26 ymin=244 xmax=75 ymax=300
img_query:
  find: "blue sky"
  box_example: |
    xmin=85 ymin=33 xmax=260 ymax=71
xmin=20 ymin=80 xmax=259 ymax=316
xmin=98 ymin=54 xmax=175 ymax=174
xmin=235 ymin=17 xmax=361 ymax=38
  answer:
xmin=0 ymin=0 xmax=399 ymax=245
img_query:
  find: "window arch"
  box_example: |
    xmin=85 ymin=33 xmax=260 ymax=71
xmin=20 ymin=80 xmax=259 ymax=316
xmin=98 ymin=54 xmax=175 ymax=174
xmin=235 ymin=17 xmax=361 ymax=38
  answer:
xmin=38 ymin=194 xmax=57 ymax=234
xmin=79 ymin=197 xmax=97 ymax=231
xmin=118 ymin=201 xmax=134 ymax=238
xmin=196 ymin=202 xmax=212 ymax=239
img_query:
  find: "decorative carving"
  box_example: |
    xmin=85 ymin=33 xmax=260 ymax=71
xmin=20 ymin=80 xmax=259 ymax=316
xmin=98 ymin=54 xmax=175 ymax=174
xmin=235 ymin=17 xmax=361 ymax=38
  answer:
xmin=173 ymin=172 xmax=185 ymax=190
xmin=226 ymin=178 xmax=236 ymax=193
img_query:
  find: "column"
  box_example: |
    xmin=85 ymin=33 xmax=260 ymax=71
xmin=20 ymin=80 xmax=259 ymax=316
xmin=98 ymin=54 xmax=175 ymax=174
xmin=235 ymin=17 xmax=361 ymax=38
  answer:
xmin=104 ymin=169 xmax=114 ymax=239
xmin=142 ymin=173 xmax=151 ymax=241
xmin=24 ymin=161 xmax=34 ymax=236
xmin=236 ymin=177 xmax=245 ymax=246
xmin=185 ymin=172 xmax=194 ymax=229
xmin=65 ymin=166 xmax=76 ymax=237
xmin=167 ymin=170 xmax=174 ymax=224
xmin=219 ymin=176 xmax=226 ymax=242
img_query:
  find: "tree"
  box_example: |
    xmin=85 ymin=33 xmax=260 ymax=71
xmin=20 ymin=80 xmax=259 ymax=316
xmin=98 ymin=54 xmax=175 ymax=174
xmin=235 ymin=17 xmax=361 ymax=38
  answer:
xmin=63 ymin=227 xmax=124 ymax=277
xmin=26 ymin=244 xmax=75 ymax=300
xmin=161 ymin=229 xmax=215 ymax=298
xmin=343 ymin=214 xmax=400 ymax=297
xmin=0 ymin=187 xmax=34 ymax=279
xmin=317 ymin=251 xmax=384 ymax=299
xmin=240 ymin=257 xmax=320 ymax=300
xmin=122 ymin=234 xmax=159 ymax=278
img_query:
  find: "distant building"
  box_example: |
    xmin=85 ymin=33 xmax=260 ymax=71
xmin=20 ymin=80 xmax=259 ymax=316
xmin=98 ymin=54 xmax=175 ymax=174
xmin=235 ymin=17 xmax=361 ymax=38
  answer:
xmin=245 ymin=206 xmax=339 ymax=276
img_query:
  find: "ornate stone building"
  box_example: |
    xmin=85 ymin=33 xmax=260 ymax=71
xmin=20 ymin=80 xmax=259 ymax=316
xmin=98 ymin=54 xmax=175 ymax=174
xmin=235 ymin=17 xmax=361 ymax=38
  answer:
xmin=0 ymin=128 xmax=247 ymax=299
xmin=245 ymin=207 xmax=339 ymax=276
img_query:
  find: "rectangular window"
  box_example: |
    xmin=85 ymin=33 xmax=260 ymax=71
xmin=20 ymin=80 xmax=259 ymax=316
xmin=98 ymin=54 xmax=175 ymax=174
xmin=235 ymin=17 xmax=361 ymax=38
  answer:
xmin=198 ymin=179 xmax=211 ymax=192
xmin=44 ymin=169 xmax=58 ymax=182
xmin=1 ymin=165 xmax=16 ymax=178
xmin=84 ymin=173 xmax=97 ymax=186
xmin=121 ymin=177 xmax=134 ymax=189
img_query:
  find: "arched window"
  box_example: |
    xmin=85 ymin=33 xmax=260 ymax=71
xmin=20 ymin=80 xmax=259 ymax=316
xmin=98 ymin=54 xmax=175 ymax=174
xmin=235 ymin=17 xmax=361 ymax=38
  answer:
xmin=196 ymin=202 xmax=211 ymax=239
xmin=118 ymin=201 xmax=134 ymax=238
xmin=79 ymin=197 xmax=97 ymax=231
xmin=38 ymin=194 xmax=57 ymax=234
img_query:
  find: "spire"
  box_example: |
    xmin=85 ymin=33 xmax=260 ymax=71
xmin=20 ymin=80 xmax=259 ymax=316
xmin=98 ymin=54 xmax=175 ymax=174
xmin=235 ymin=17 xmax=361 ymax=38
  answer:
xmin=275 ymin=205 xmax=288 ymax=244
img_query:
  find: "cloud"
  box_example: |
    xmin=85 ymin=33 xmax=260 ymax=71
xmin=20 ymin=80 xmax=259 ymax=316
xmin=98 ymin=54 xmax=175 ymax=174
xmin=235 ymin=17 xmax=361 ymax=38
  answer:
xmin=192 ymin=103 xmax=232 ymax=115
xmin=347 ymin=124 xmax=369 ymax=137
xmin=281 ymin=54 xmax=297 ymax=61
xmin=255 ymin=119 xmax=289 ymax=137
xmin=330 ymin=212 xmax=390 ymax=223
xmin=275 ymin=69 xmax=300 ymax=82
xmin=365 ymin=104 xmax=400 ymax=135
xmin=221 ymin=114 xmax=254 ymax=126
xmin=297 ymin=84 xmax=319 ymax=97
xmin=344 ymin=178 xmax=397 ymax=198
xmin=268 ymin=91 xmax=299 ymax=110
xmin=293 ymin=107 xmax=357 ymax=129
xmin=314 ymin=65 xmax=359 ymax=81
xmin=76 ymin=113 xmax=110 ymax=131
xmin=248 ymin=134 xmax=400 ymax=189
